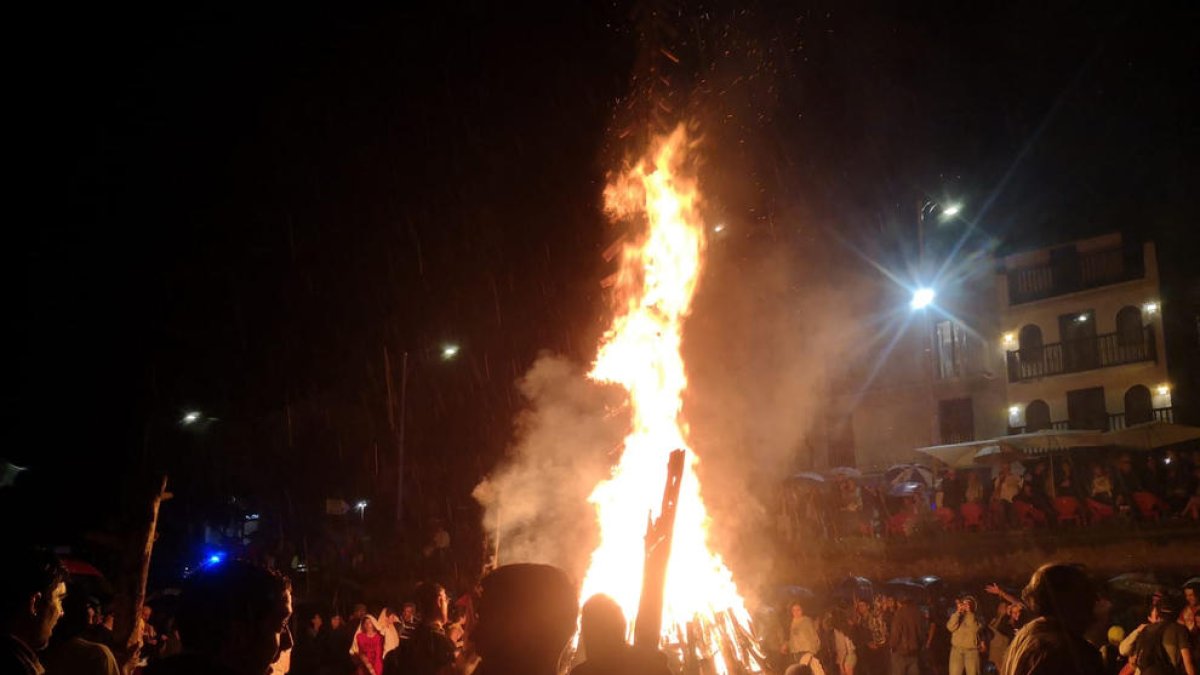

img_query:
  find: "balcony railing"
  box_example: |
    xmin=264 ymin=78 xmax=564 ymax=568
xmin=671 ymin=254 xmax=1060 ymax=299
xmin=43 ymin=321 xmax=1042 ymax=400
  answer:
xmin=1108 ymin=407 xmax=1174 ymax=431
xmin=1007 ymin=246 xmax=1144 ymax=305
xmin=1006 ymin=326 xmax=1156 ymax=382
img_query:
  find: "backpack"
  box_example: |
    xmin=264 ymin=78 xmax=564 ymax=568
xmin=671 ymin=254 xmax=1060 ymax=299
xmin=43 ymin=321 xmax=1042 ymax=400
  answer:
xmin=1134 ymin=622 xmax=1181 ymax=675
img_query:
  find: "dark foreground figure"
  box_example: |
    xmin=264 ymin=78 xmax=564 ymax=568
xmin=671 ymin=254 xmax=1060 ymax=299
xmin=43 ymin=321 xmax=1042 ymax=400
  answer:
xmin=1001 ymin=563 xmax=1105 ymax=675
xmin=1 ymin=548 xmax=70 ymax=675
xmin=473 ymin=563 xmax=578 ymax=675
xmin=145 ymin=560 xmax=293 ymax=675
xmin=569 ymin=593 xmax=671 ymax=675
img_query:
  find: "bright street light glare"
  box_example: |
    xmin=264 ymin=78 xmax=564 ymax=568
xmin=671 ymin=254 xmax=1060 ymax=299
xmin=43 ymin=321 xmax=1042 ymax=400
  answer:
xmin=910 ymin=287 xmax=936 ymax=310
xmin=181 ymin=411 xmax=201 ymax=425
xmin=355 ymin=500 xmax=369 ymax=510
xmin=941 ymin=203 xmax=962 ymax=217
xmin=441 ymin=344 xmax=460 ymax=360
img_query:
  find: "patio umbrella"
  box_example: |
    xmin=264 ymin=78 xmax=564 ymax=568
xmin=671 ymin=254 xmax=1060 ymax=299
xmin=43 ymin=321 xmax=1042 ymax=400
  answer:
xmin=1103 ymin=421 xmax=1200 ymax=451
xmin=787 ymin=471 xmax=826 ymax=484
xmin=1108 ymin=572 xmax=1170 ymax=597
xmin=888 ymin=481 xmax=925 ymax=497
xmin=915 ymin=439 xmax=996 ymax=468
xmin=886 ymin=464 xmax=934 ymax=487
xmin=826 ymin=466 xmax=863 ymax=479
xmin=1002 ymin=429 xmax=1105 ymax=455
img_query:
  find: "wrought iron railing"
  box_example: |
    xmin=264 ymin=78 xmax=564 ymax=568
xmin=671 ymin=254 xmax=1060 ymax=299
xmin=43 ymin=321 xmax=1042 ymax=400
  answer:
xmin=1006 ymin=326 xmax=1156 ymax=382
xmin=1108 ymin=407 xmax=1174 ymax=431
xmin=1007 ymin=246 xmax=1144 ymax=305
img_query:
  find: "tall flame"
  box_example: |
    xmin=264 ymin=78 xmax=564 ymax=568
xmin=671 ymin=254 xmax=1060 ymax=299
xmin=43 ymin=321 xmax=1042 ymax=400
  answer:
xmin=581 ymin=125 xmax=752 ymax=671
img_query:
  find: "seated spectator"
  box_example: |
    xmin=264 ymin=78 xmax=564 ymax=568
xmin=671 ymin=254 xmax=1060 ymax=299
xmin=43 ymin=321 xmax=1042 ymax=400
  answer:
xmin=992 ymin=466 xmax=1022 ymax=527
xmin=1057 ymin=460 xmax=1078 ymax=497
xmin=1001 ymin=563 xmax=1103 ymax=675
xmin=144 ymin=559 xmax=293 ymax=675
xmin=1 ymin=548 xmax=70 ymax=675
xmin=473 ymin=563 xmax=578 ymax=675
xmin=43 ymin=583 xmax=121 ymax=675
xmin=1089 ymin=465 xmax=1115 ymax=506
xmin=1182 ymin=466 xmax=1200 ymax=520
xmin=569 ymin=594 xmax=669 ymax=675
xmin=964 ymin=472 xmax=985 ymax=505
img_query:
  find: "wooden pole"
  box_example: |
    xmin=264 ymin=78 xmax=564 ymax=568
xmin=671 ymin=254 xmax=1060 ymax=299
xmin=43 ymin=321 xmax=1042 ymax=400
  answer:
xmin=118 ymin=475 xmax=172 ymax=674
xmin=633 ymin=449 xmax=685 ymax=650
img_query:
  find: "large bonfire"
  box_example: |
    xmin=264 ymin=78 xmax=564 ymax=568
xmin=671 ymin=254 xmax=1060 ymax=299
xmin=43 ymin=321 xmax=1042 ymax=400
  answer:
xmin=580 ymin=124 xmax=757 ymax=672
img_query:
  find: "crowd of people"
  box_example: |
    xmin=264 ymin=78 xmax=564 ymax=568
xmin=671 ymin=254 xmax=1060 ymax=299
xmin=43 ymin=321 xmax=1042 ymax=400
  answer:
xmin=785 ymin=448 xmax=1200 ymax=541
xmin=4 ymin=545 xmax=1198 ymax=675
xmin=765 ymin=573 xmax=1198 ymax=675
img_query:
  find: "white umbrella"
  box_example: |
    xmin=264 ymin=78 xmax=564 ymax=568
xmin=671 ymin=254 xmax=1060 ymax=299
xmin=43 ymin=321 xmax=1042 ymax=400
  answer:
xmin=1103 ymin=421 xmax=1200 ymax=451
xmin=914 ymin=439 xmax=995 ymax=468
xmin=886 ymin=464 xmax=934 ymax=487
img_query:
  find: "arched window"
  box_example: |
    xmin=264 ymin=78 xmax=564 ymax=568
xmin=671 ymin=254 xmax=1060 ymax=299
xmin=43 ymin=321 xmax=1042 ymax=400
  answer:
xmin=1018 ymin=324 xmax=1044 ymax=378
xmin=1026 ymin=400 xmax=1052 ymax=432
xmin=1116 ymin=306 xmax=1144 ymax=347
xmin=1124 ymin=385 xmax=1153 ymax=426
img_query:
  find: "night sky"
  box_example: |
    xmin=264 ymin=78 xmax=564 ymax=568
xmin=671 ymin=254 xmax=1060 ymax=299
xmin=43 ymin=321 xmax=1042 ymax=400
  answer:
xmin=14 ymin=2 xmax=1198 ymax=543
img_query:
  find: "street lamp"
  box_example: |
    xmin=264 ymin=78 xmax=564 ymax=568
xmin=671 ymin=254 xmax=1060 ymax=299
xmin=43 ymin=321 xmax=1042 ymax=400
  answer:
xmin=910 ymin=287 xmax=936 ymax=310
xmin=181 ymin=411 xmax=202 ymax=426
xmin=387 ymin=342 xmax=461 ymax=527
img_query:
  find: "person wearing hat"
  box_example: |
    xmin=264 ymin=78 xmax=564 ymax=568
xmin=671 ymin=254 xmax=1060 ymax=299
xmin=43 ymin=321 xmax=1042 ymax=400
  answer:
xmin=946 ymin=595 xmax=983 ymax=675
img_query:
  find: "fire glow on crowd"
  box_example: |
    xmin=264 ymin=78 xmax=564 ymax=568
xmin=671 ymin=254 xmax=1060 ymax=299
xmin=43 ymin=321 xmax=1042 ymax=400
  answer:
xmin=579 ymin=124 xmax=757 ymax=672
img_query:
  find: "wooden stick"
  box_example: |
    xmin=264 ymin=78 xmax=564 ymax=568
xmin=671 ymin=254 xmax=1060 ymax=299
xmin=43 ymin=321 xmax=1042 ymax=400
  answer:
xmin=118 ymin=475 xmax=172 ymax=674
xmin=633 ymin=450 xmax=685 ymax=649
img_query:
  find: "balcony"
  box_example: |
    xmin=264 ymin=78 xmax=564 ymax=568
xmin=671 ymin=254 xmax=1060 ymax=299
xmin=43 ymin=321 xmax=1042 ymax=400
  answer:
xmin=1006 ymin=326 xmax=1156 ymax=382
xmin=1007 ymin=246 xmax=1144 ymax=305
xmin=1108 ymin=407 xmax=1174 ymax=431
xmin=1008 ymin=408 xmax=1172 ymax=434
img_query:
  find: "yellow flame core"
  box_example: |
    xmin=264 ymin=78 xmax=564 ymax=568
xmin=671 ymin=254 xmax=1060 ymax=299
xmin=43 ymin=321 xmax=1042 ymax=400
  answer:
xmin=581 ymin=125 xmax=750 ymax=667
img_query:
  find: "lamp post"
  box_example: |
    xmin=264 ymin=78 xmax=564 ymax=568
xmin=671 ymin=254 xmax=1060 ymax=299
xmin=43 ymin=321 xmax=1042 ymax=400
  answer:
xmin=385 ymin=342 xmax=460 ymax=528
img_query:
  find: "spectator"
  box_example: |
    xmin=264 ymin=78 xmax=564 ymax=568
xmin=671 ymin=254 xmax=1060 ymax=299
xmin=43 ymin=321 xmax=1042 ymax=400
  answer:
xmin=889 ymin=594 xmax=923 ymax=675
xmin=992 ymin=466 xmax=1022 ymax=527
xmin=327 ymin=613 xmax=356 ymax=674
xmin=42 ymin=583 xmax=121 ymax=675
xmin=81 ymin=606 xmax=115 ymax=651
xmin=1090 ymin=466 xmax=1115 ymax=506
xmin=1128 ymin=596 xmax=1195 ymax=675
xmin=145 ymin=559 xmax=293 ymax=675
xmin=350 ymin=616 xmax=384 ymax=675
xmin=397 ymin=603 xmax=417 ymax=640
xmin=289 ymin=610 xmax=327 ymax=675
xmin=946 ymin=596 xmax=983 ymax=675
xmin=0 ymin=548 xmax=70 ymax=675
xmin=965 ymin=473 xmax=985 ymax=506
xmin=382 ymin=583 xmax=455 ymax=675
xmin=938 ymin=470 xmax=964 ymax=512
xmin=987 ymin=601 xmax=1022 ymax=671
xmin=473 ymin=563 xmax=578 ymax=675
xmin=826 ymin=610 xmax=857 ymax=675
xmin=784 ymin=601 xmax=823 ymax=666
xmin=568 ymin=594 xmax=669 ymax=675
xmin=1001 ymin=563 xmax=1103 ymax=675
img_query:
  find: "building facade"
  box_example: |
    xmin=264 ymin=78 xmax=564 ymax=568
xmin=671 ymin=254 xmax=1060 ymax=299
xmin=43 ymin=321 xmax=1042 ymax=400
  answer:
xmin=813 ymin=232 xmax=1178 ymax=470
xmin=1000 ymin=233 xmax=1171 ymax=433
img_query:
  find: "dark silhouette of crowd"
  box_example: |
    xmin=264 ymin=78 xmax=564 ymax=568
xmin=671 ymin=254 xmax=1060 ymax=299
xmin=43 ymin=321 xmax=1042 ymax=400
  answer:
xmin=6 ymin=546 xmax=1198 ymax=675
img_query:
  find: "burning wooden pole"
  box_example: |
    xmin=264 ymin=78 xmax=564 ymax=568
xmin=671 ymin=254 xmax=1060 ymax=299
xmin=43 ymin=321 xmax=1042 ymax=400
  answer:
xmin=633 ymin=449 xmax=685 ymax=650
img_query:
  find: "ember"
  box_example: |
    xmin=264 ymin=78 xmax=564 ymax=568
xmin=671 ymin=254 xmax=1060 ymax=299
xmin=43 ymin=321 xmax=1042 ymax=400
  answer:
xmin=580 ymin=124 xmax=761 ymax=673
